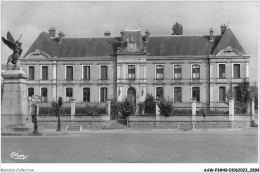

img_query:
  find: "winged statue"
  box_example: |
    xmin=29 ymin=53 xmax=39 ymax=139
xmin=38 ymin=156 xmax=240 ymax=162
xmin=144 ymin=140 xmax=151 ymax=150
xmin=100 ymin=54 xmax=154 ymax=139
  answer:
xmin=2 ymin=31 xmax=23 ymax=70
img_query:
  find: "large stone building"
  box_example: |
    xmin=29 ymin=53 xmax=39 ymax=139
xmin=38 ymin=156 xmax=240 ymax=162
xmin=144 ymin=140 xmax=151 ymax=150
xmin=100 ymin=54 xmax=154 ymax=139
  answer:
xmin=20 ymin=25 xmax=249 ymax=109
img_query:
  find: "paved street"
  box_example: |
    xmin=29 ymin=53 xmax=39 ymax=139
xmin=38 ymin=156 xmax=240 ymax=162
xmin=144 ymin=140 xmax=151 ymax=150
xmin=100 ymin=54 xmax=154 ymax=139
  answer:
xmin=1 ymin=128 xmax=258 ymax=163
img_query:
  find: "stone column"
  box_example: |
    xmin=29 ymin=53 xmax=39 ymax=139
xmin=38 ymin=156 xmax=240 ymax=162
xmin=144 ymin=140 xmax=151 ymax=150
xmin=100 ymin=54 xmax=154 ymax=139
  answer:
xmin=1 ymin=70 xmax=30 ymax=131
xmin=135 ymin=103 xmax=139 ymax=115
xmin=229 ymin=99 xmax=234 ymax=116
xmin=250 ymin=98 xmax=255 ymax=116
xmin=70 ymin=99 xmax=76 ymax=125
xmin=250 ymin=99 xmax=255 ymax=126
xmin=228 ymin=99 xmax=234 ymax=127
xmin=247 ymin=102 xmax=251 ymax=114
xmin=107 ymin=100 xmax=111 ymax=115
xmin=141 ymin=104 xmax=145 ymax=115
xmin=155 ymin=101 xmax=160 ymax=121
xmin=191 ymin=100 xmax=196 ymax=125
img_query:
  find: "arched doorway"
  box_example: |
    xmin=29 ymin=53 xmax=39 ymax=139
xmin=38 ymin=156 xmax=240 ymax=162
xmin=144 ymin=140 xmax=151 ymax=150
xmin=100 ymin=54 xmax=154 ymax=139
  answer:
xmin=127 ymin=87 xmax=136 ymax=105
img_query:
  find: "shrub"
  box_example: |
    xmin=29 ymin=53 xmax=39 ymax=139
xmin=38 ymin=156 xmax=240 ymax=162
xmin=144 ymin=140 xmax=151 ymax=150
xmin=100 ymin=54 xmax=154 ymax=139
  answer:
xmin=144 ymin=93 xmax=156 ymax=114
xmin=171 ymin=109 xmax=192 ymax=115
xmin=157 ymin=97 xmax=173 ymax=117
xmin=197 ymin=108 xmax=228 ymax=115
xmin=59 ymin=107 xmax=71 ymax=114
xmin=116 ymin=97 xmax=136 ymax=119
xmin=76 ymin=104 xmax=106 ymax=116
xmin=39 ymin=107 xmax=54 ymax=115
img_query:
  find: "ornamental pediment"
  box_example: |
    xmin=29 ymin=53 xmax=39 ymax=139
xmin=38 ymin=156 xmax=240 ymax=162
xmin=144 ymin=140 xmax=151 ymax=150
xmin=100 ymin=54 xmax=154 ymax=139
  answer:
xmin=24 ymin=49 xmax=52 ymax=60
xmin=216 ymin=45 xmax=243 ymax=56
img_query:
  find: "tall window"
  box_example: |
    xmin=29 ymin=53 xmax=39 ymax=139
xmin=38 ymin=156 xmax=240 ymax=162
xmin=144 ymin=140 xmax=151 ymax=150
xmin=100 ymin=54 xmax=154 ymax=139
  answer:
xmin=28 ymin=88 xmax=34 ymax=100
xmin=192 ymin=87 xmax=200 ymax=102
xmin=83 ymin=66 xmax=90 ymax=80
xmin=128 ymin=65 xmax=135 ymax=79
xmin=192 ymin=65 xmax=200 ymax=79
xmin=41 ymin=88 xmax=47 ymax=102
xmin=42 ymin=66 xmax=48 ymax=80
xmin=233 ymin=64 xmax=240 ymax=78
xmin=28 ymin=66 xmax=34 ymax=80
xmin=219 ymin=86 xmax=226 ymax=102
xmin=66 ymin=66 xmax=73 ymax=80
xmin=100 ymin=87 xmax=107 ymax=102
xmin=174 ymin=65 xmax=182 ymax=79
xmin=156 ymin=87 xmax=164 ymax=99
xmin=66 ymin=88 xmax=73 ymax=101
xmin=156 ymin=65 xmax=164 ymax=79
xmin=234 ymin=86 xmax=241 ymax=101
xmin=174 ymin=87 xmax=182 ymax=102
xmin=83 ymin=88 xmax=90 ymax=102
xmin=100 ymin=66 xmax=108 ymax=80
xmin=219 ymin=64 xmax=226 ymax=78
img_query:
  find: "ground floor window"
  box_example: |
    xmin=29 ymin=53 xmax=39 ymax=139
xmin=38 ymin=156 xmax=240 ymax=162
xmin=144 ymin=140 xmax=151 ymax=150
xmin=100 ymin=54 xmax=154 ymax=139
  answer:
xmin=156 ymin=87 xmax=164 ymax=99
xmin=219 ymin=86 xmax=226 ymax=102
xmin=234 ymin=86 xmax=241 ymax=101
xmin=192 ymin=87 xmax=200 ymax=102
xmin=174 ymin=87 xmax=182 ymax=102
xmin=66 ymin=88 xmax=73 ymax=101
xmin=41 ymin=88 xmax=47 ymax=102
xmin=28 ymin=88 xmax=34 ymax=100
xmin=83 ymin=88 xmax=90 ymax=102
xmin=100 ymin=87 xmax=107 ymax=102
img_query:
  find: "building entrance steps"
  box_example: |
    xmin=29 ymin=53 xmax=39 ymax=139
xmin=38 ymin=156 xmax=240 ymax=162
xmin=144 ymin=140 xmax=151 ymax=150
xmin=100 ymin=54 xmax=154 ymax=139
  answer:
xmin=178 ymin=124 xmax=194 ymax=131
xmin=66 ymin=125 xmax=82 ymax=131
xmin=104 ymin=120 xmax=127 ymax=129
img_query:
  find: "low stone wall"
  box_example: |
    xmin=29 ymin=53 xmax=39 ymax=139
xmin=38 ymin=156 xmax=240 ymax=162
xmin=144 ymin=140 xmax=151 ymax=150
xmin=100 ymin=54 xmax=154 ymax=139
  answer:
xmin=128 ymin=115 xmax=253 ymax=129
xmin=37 ymin=115 xmax=110 ymax=129
xmin=38 ymin=115 xmax=110 ymax=121
xmin=37 ymin=121 xmax=109 ymax=129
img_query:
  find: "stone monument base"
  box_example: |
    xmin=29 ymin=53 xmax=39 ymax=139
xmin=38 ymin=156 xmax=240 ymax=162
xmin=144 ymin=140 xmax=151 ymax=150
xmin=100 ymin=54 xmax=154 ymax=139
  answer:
xmin=1 ymin=70 xmax=32 ymax=132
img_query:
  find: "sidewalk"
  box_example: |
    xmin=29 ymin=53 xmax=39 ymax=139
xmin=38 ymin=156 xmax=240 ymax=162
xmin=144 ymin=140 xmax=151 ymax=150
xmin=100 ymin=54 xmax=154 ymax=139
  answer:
xmin=2 ymin=127 xmax=255 ymax=136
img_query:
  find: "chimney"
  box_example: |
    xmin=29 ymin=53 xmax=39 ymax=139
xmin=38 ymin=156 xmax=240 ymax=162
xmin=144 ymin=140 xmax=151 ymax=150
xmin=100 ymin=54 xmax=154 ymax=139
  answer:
xmin=58 ymin=31 xmax=65 ymax=43
xmin=49 ymin=27 xmax=56 ymax=38
xmin=220 ymin=24 xmax=227 ymax=35
xmin=145 ymin=29 xmax=150 ymax=42
xmin=104 ymin=30 xmax=111 ymax=37
xmin=209 ymin=28 xmax=214 ymax=41
xmin=120 ymin=30 xmax=125 ymax=41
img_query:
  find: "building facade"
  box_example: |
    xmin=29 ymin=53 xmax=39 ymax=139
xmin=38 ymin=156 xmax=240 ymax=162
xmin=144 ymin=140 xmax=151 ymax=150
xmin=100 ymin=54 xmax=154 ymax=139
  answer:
xmin=20 ymin=25 xmax=249 ymax=108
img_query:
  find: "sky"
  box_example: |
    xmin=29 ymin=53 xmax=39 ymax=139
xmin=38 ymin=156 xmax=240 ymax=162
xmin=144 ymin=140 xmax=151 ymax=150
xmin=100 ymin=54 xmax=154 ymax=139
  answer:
xmin=1 ymin=1 xmax=259 ymax=83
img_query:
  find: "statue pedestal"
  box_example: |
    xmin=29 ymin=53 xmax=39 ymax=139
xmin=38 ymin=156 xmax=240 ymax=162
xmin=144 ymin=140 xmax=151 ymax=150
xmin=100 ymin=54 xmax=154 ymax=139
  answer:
xmin=1 ymin=70 xmax=32 ymax=131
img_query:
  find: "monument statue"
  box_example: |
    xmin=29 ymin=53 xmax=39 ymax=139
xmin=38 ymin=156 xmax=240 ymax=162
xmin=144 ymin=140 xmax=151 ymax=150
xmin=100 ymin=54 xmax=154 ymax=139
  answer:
xmin=2 ymin=31 xmax=23 ymax=70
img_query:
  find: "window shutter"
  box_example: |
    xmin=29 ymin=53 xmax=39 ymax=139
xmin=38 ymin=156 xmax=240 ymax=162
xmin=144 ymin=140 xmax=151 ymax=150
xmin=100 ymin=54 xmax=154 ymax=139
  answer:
xmin=29 ymin=67 xmax=34 ymax=80
xmin=66 ymin=66 xmax=73 ymax=80
xmin=101 ymin=88 xmax=104 ymax=102
xmin=100 ymin=88 xmax=107 ymax=102
xmin=233 ymin=64 xmax=240 ymax=78
xmin=83 ymin=66 xmax=90 ymax=80
xmin=219 ymin=87 xmax=225 ymax=102
xmin=101 ymin=66 xmax=107 ymax=80
xmin=42 ymin=66 xmax=48 ymax=80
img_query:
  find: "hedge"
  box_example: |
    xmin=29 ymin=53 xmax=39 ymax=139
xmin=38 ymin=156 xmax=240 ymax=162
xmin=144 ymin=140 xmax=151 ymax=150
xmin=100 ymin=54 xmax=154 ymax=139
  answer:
xmin=39 ymin=106 xmax=106 ymax=115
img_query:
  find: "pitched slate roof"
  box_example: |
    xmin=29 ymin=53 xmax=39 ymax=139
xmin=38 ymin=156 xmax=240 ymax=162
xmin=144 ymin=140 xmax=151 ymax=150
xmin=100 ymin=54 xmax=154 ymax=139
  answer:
xmin=24 ymin=32 xmax=121 ymax=58
xmin=144 ymin=35 xmax=215 ymax=56
xmin=23 ymin=28 xmax=246 ymax=58
xmin=212 ymin=28 xmax=246 ymax=55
